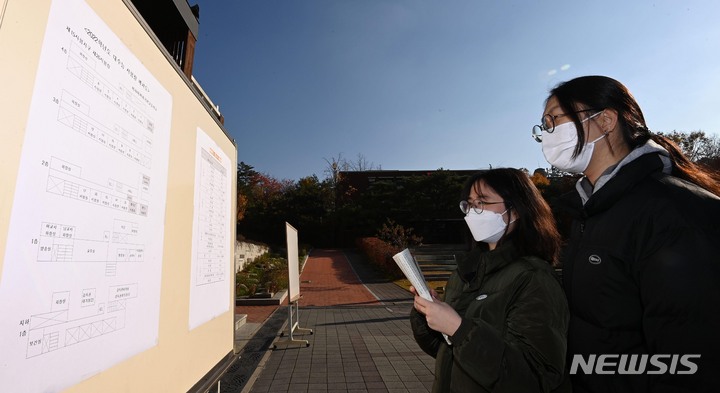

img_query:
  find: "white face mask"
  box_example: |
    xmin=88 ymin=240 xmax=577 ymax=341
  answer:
xmin=464 ymin=209 xmax=509 ymax=243
xmin=541 ymin=111 xmax=605 ymax=173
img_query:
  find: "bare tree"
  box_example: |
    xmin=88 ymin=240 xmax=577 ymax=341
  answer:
xmin=323 ymin=153 xmax=381 ymax=183
xmin=659 ymin=130 xmax=719 ymax=162
xmin=703 ymin=133 xmax=720 ymax=160
xmin=323 ymin=153 xmax=350 ymax=187
xmin=346 ymin=153 xmax=380 ymax=171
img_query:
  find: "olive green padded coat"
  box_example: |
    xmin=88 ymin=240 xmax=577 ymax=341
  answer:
xmin=410 ymin=242 xmax=570 ymax=393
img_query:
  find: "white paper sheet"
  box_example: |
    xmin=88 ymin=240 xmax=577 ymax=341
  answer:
xmin=188 ymin=128 xmax=232 ymax=330
xmin=393 ymin=248 xmax=452 ymax=345
xmin=393 ymin=248 xmax=432 ymax=301
xmin=0 ymin=0 xmax=172 ymax=390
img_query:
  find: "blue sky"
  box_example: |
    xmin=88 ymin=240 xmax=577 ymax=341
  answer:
xmin=189 ymin=0 xmax=720 ymax=181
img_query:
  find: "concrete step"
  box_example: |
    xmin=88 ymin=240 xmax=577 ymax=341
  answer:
xmin=413 ymin=254 xmax=457 ymax=262
xmin=409 ymin=244 xmax=467 ymax=254
xmin=234 ymin=313 xmax=247 ymax=330
xmin=408 ymin=244 xmax=466 ymax=282
xmin=424 ymin=273 xmax=453 ymax=281
xmin=420 ymin=265 xmax=458 ymax=271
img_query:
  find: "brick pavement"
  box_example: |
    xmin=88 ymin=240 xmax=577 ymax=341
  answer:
xmin=238 ymin=305 xmax=281 ymax=324
xmin=297 ymin=249 xmax=380 ymax=307
xmin=222 ymin=249 xmax=436 ymax=393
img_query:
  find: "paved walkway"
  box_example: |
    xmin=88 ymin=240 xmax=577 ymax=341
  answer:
xmin=220 ymin=249 xmax=436 ymax=393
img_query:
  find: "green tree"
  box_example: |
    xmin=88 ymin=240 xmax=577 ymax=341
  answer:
xmin=236 ymin=162 xmax=258 ymax=223
xmin=278 ymin=175 xmax=334 ymax=246
xmin=334 ymin=170 xmax=466 ymax=244
xmin=237 ymin=161 xmax=258 ymax=194
xmin=237 ymin=171 xmax=292 ymax=244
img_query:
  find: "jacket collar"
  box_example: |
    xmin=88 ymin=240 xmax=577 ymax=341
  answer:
xmin=583 ymin=152 xmax=667 ymax=214
xmin=576 ymin=139 xmax=671 ymax=204
xmin=457 ymin=241 xmax=520 ymax=290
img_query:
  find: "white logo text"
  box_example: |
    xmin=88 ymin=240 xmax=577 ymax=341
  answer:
xmin=570 ymin=354 xmax=700 ymax=375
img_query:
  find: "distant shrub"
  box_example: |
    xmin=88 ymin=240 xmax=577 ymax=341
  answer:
xmin=376 ymin=218 xmax=423 ymax=249
xmin=356 ymin=237 xmax=402 ymax=279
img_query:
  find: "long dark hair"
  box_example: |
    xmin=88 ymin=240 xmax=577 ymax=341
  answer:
xmin=549 ymin=75 xmax=720 ymax=196
xmin=461 ymin=168 xmax=561 ymax=266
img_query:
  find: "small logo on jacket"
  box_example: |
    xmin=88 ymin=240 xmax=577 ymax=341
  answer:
xmin=475 ymin=294 xmax=487 ymax=300
xmin=588 ymin=255 xmax=602 ymax=265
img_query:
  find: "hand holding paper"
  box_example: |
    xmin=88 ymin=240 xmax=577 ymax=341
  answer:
xmin=414 ymin=295 xmax=462 ymax=338
xmin=394 ymin=248 xmax=454 ymax=344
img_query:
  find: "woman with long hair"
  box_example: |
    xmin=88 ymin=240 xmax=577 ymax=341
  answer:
xmin=533 ymin=75 xmax=720 ymax=392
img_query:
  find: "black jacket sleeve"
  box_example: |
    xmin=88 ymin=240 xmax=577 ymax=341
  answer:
xmin=635 ymin=223 xmax=720 ymax=392
xmin=410 ymin=307 xmax=443 ymax=358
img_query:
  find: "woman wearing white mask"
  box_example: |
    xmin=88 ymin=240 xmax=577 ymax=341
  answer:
xmin=410 ymin=168 xmax=570 ymax=392
xmin=534 ymin=75 xmax=720 ymax=392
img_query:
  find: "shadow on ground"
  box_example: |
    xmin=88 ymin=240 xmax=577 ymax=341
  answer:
xmin=219 ymin=307 xmax=287 ymax=392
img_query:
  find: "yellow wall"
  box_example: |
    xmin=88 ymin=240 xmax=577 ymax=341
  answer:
xmin=0 ymin=0 xmax=236 ymax=391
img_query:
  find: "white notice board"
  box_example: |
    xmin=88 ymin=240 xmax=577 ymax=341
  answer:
xmin=0 ymin=0 xmax=172 ymax=391
xmin=188 ymin=127 xmax=232 ymax=330
xmin=286 ymin=223 xmax=300 ymax=302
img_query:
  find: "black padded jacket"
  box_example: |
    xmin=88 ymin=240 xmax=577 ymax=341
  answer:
xmin=560 ymin=152 xmax=720 ymax=393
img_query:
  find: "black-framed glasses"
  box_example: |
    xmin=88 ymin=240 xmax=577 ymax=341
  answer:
xmin=459 ymin=199 xmax=504 ymax=214
xmin=531 ymin=109 xmax=600 ymax=143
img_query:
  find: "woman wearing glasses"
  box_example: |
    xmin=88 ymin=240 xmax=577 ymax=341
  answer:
xmin=534 ymin=75 xmax=720 ymax=392
xmin=410 ymin=168 xmax=570 ymax=392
